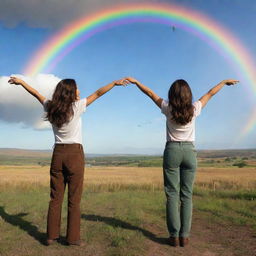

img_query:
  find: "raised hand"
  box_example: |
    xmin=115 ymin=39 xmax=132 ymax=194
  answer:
xmin=124 ymin=77 xmax=140 ymax=85
xmin=113 ymin=78 xmax=130 ymax=86
xmin=8 ymin=77 xmax=24 ymax=85
xmin=223 ymin=79 xmax=239 ymax=86
xmin=8 ymin=76 xmax=46 ymax=104
xmin=199 ymin=79 xmax=239 ymax=108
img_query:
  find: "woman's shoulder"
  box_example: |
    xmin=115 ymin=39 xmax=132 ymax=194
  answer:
xmin=43 ymin=98 xmax=50 ymax=111
xmin=74 ymin=98 xmax=87 ymax=106
xmin=193 ymin=100 xmax=202 ymax=116
xmin=161 ymin=99 xmax=170 ymax=109
xmin=161 ymin=99 xmax=172 ymax=116
xmin=193 ymin=100 xmax=202 ymax=108
xmin=73 ymin=98 xmax=87 ymax=113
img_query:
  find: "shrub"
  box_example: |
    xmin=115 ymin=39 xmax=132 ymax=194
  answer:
xmin=224 ymin=157 xmax=231 ymax=162
xmin=233 ymin=161 xmax=247 ymax=168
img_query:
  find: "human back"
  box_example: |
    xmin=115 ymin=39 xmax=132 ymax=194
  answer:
xmin=124 ymin=76 xmax=238 ymax=247
xmin=44 ymin=79 xmax=87 ymax=144
xmin=7 ymin=75 xmax=128 ymax=246
xmin=161 ymin=79 xmax=202 ymax=142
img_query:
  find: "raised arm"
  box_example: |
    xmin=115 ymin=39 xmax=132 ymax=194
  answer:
xmin=199 ymin=79 xmax=239 ymax=108
xmin=86 ymin=79 xmax=128 ymax=107
xmin=8 ymin=77 xmax=46 ymax=105
xmin=125 ymin=77 xmax=163 ymax=108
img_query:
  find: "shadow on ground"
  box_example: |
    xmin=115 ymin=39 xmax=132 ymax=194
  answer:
xmin=0 ymin=207 xmax=169 ymax=246
xmin=82 ymin=214 xmax=168 ymax=245
xmin=0 ymin=206 xmax=48 ymax=245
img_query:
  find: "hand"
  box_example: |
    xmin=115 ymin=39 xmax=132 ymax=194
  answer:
xmin=124 ymin=77 xmax=140 ymax=85
xmin=113 ymin=78 xmax=130 ymax=86
xmin=8 ymin=77 xmax=24 ymax=85
xmin=222 ymin=79 xmax=239 ymax=86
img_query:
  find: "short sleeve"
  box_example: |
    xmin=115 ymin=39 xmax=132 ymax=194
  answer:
xmin=43 ymin=99 xmax=49 ymax=112
xmin=78 ymin=98 xmax=87 ymax=114
xmin=161 ymin=100 xmax=169 ymax=116
xmin=193 ymin=101 xmax=202 ymax=117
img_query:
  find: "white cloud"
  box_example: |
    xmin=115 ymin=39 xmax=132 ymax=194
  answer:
xmin=0 ymin=0 xmax=164 ymax=28
xmin=0 ymin=74 xmax=61 ymax=129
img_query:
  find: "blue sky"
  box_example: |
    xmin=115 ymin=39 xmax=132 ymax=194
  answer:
xmin=0 ymin=0 xmax=255 ymax=154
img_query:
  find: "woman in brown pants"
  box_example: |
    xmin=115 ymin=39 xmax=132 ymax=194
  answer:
xmin=8 ymin=76 xmax=127 ymax=246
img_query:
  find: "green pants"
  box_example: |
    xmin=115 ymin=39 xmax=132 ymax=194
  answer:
xmin=163 ymin=141 xmax=197 ymax=238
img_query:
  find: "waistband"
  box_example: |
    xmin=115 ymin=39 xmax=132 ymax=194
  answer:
xmin=54 ymin=143 xmax=83 ymax=149
xmin=166 ymin=141 xmax=194 ymax=145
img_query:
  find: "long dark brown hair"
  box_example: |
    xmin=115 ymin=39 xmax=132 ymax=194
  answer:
xmin=168 ymin=79 xmax=194 ymax=125
xmin=45 ymin=79 xmax=77 ymax=128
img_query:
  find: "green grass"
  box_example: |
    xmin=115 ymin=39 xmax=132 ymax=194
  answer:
xmin=0 ymin=186 xmax=165 ymax=256
xmin=193 ymin=187 xmax=256 ymax=231
xmin=1 ymin=152 xmax=256 ymax=168
xmin=0 ymin=185 xmax=255 ymax=256
xmin=0 ymin=155 xmax=51 ymax=166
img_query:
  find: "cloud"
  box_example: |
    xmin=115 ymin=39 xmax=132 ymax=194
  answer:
xmin=0 ymin=74 xmax=61 ymax=129
xmin=0 ymin=0 xmax=165 ymax=28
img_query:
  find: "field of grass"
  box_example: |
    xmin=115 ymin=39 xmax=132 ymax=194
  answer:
xmin=1 ymin=165 xmax=256 ymax=190
xmin=1 ymin=148 xmax=256 ymax=168
xmin=0 ymin=164 xmax=255 ymax=256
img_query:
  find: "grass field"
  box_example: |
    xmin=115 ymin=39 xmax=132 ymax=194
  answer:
xmin=1 ymin=165 xmax=256 ymax=190
xmin=0 ymin=165 xmax=256 ymax=256
xmin=1 ymin=148 xmax=256 ymax=168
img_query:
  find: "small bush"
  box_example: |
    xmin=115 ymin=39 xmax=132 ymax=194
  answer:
xmin=232 ymin=161 xmax=247 ymax=168
xmin=224 ymin=157 xmax=231 ymax=162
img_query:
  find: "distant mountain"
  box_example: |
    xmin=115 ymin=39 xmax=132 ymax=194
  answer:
xmin=0 ymin=148 xmax=153 ymax=158
xmin=197 ymin=149 xmax=256 ymax=158
xmin=0 ymin=148 xmax=52 ymax=157
xmin=0 ymin=148 xmax=255 ymax=158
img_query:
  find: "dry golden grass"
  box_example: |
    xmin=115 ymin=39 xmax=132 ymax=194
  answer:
xmin=195 ymin=167 xmax=256 ymax=190
xmin=0 ymin=165 xmax=255 ymax=190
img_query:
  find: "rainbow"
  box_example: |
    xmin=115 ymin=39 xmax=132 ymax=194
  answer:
xmin=241 ymin=109 xmax=256 ymax=137
xmin=23 ymin=3 xmax=256 ymax=133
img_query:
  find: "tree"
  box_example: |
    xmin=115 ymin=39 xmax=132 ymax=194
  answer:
xmin=224 ymin=157 xmax=231 ymax=162
xmin=233 ymin=161 xmax=247 ymax=168
xmin=38 ymin=161 xmax=48 ymax=167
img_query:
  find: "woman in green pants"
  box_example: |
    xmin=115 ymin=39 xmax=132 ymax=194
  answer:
xmin=125 ymin=77 xmax=238 ymax=247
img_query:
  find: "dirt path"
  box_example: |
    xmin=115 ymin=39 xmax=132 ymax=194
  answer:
xmin=144 ymin=209 xmax=256 ymax=256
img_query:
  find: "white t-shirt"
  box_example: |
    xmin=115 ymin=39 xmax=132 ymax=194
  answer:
xmin=43 ymin=98 xmax=87 ymax=144
xmin=161 ymin=100 xmax=202 ymax=142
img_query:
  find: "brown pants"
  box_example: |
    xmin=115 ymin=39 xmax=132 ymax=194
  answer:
xmin=47 ymin=143 xmax=85 ymax=243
